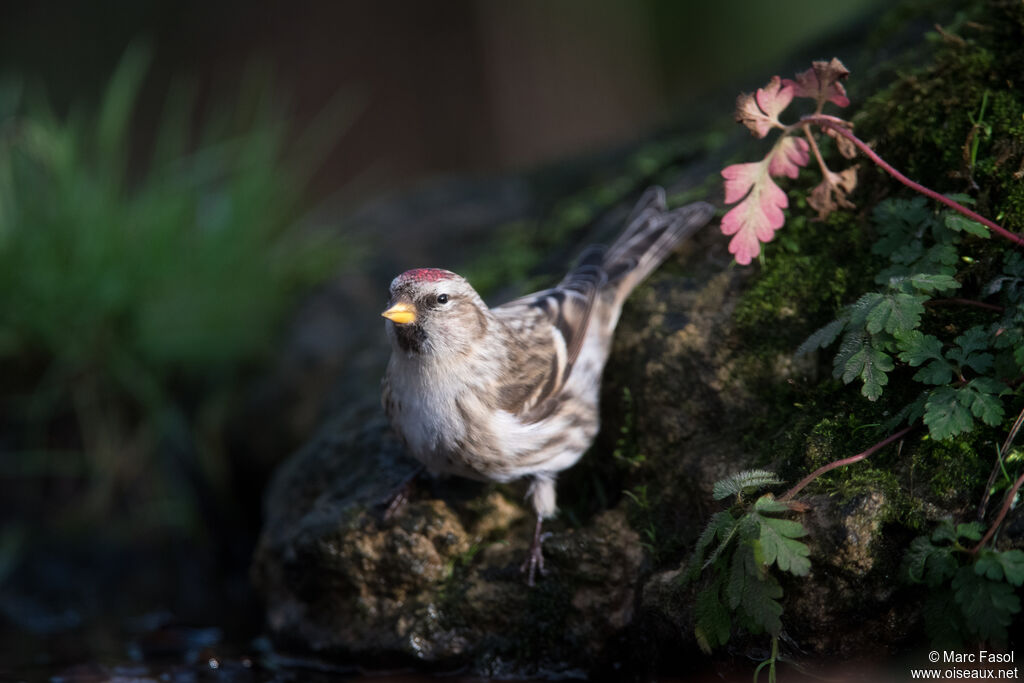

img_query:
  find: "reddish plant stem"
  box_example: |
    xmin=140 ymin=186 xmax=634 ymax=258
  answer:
xmin=972 ymin=469 xmax=1024 ymax=554
xmin=800 ymin=114 xmax=1024 ymax=248
xmin=802 ymin=124 xmax=831 ymax=177
xmin=780 ymin=425 xmax=915 ymax=501
xmin=925 ymin=298 xmax=1005 ymax=313
xmin=976 ymin=405 xmax=1024 ymax=522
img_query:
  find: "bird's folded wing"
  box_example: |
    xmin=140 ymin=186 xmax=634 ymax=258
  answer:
xmin=492 ymin=261 xmax=605 ymax=420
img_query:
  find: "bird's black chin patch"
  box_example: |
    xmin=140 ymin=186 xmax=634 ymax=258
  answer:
xmin=394 ymin=323 xmax=428 ymax=354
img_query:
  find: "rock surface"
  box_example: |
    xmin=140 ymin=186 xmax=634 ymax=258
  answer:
xmin=250 ymin=391 xmax=652 ymax=674
xmin=250 ymin=201 xmax=928 ymax=675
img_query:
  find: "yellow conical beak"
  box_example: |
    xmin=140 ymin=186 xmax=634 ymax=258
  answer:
xmin=381 ymin=301 xmax=417 ymax=325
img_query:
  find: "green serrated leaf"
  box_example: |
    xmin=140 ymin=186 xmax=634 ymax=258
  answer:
xmin=997 ymin=549 xmax=1024 ymax=587
xmin=841 ymin=342 xmax=894 ymax=401
xmin=955 ymin=522 xmax=983 ymax=542
xmin=927 ymin=549 xmax=959 ymax=588
xmin=897 ymin=330 xmax=945 ymax=365
xmin=966 ymin=391 xmax=1004 ymax=426
xmin=736 ymin=515 xmax=760 ymax=544
xmin=863 ymin=299 xmax=889 ymax=335
xmin=945 ymin=213 xmax=989 ymax=238
xmin=726 ymin=542 xmax=748 ymax=610
xmin=890 ymin=241 xmax=924 ymax=265
xmin=959 ymin=351 xmax=995 ymax=375
xmin=952 ymin=566 xmax=1020 ymax=642
xmin=864 ymin=292 xmax=927 ymax=335
xmin=752 ymin=495 xmax=791 ymax=514
xmin=926 ymin=243 xmax=961 ymax=267
xmin=924 ymin=387 xmax=974 ymax=440
xmin=758 ymin=514 xmax=808 ymax=540
xmin=757 ymin=515 xmax=811 ymax=576
xmin=947 ymin=326 xmax=994 ymax=374
xmin=848 ymin=292 xmax=885 ymax=330
xmin=975 ymin=551 xmax=1004 ymax=581
xmin=796 ymin=317 xmax=847 ymax=356
xmin=963 ymin=379 xmax=1006 ymax=427
xmin=872 ymin=197 xmax=933 ymax=257
xmin=686 ymin=510 xmax=737 ymax=582
xmin=738 ymin=567 xmax=784 ymax=636
xmin=931 ymin=520 xmax=958 ymax=544
xmin=712 ymin=470 xmax=782 ymax=500
xmin=904 ymin=536 xmax=935 ymax=583
xmin=968 ymin=376 xmax=1008 ymax=395
xmin=906 ymin=272 xmax=960 ymax=294
xmin=698 ymin=512 xmax=741 ymax=576
xmin=694 ymin=576 xmax=731 ymax=654
xmin=913 ymin=361 xmax=956 ymax=385
xmin=1005 ymin=252 xmax=1024 ymax=278
xmin=897 ymin=331 xmax=956 ymax=384
xmin=833 ymin=330 xmax=866 ymax=380
xmin=944 ymin=193 xmax=976 ymax=206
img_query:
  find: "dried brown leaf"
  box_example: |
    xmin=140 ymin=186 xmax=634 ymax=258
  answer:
xmin=808 ymin=165 xmax=859 ymax=220
xmin=826 ymin=126 xmax=858 ymax=159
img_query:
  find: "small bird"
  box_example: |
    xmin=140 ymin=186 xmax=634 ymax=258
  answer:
xmin=381 ymin=187 xmax=714 ymax=585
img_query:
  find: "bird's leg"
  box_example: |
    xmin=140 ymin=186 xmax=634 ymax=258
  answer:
xmin=379 ymin=465 xmax=426 ymax=521
xmin=521 ymin=474 xmax=557 ymax=586
xmin=520 ymin=513 xmax=551 ymax=586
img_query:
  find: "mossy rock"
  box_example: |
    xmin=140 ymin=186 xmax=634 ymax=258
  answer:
xmin=253 ymin=0 xmax=1024 ymax=675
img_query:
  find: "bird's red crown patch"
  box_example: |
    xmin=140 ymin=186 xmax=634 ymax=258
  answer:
xmin=400 ymin=268 xmax=456 ymax=283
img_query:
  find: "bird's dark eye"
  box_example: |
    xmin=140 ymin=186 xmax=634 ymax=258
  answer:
xmin=437 ymin=293 xmax=449 ymax=305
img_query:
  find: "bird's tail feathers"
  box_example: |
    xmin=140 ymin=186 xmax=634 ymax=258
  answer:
xmin=603 ymin=188 xmax=714 ymax=301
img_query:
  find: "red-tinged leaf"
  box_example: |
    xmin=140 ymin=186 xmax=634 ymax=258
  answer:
xmin=721 ymin=165 xmax=787 ymax=265
xmin=784 ymin=58 xmax=851 ymax=110
xmin=722 ymin=162 xmax=762 ymax=203
xmin=735 ymin=76 xmax=793 ymax=138
xmin=808 ymin=165 xmax=859 ymax=220
xmin=756 ymin=76 xmax=793 ymax=121
xmin=767 ymin=136 xmax=810 ymax=179
xmin=735 ymin=93 xmax=777 ymax=139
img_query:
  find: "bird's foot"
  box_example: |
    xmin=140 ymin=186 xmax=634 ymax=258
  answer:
xmin=519 ymin=516 xmax=552 ymax=587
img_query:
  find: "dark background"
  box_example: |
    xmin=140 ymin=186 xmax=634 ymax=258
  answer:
xmin=1 ymin=0 xmax=880 ymax=198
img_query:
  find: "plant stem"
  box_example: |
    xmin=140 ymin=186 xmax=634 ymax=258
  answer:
xmin=802 ymin=124 xmax=831 ymax=178
xmin=925 ymin=298 xmax=1005 ymax=313
xmin=780 ymin=425 xmax=915 ymax=501
xmin=801 ymin=114 xmax=1024 ymax=248
xmin=973 ymin=469 xmax=1024 ymax=554
xmin=974 ymin=405 xmax=1024 ymax=543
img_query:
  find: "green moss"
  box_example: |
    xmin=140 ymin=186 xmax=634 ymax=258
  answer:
xmin=730 ymin=0 xmax=1024 ymax=530
xmin=734 ymin=207 xmax=878 ymax=356
xmin=857 ymin=0 xmax=1024 ymax=230
xmin=911 ymin=432 xmax=991 ymax=505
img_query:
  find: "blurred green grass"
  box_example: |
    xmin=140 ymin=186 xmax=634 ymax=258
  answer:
xmin=0 ymin=43 xmax=345 ymax=536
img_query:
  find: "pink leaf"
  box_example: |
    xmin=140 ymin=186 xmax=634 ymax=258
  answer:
xmin=756 ymin=76 xmax=794 ymax=121
xmin=735 ymin=76 xmax=794 ymax=138
xmin=722 ymin=162 xmax=762 ymax=203
xmin=784 ymin=58 xmax=850 ymax=110
xmin=720 ymin=165 xmax=788 ymax=265
xmin=767 ymin=136 xmax=810 ymax=179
